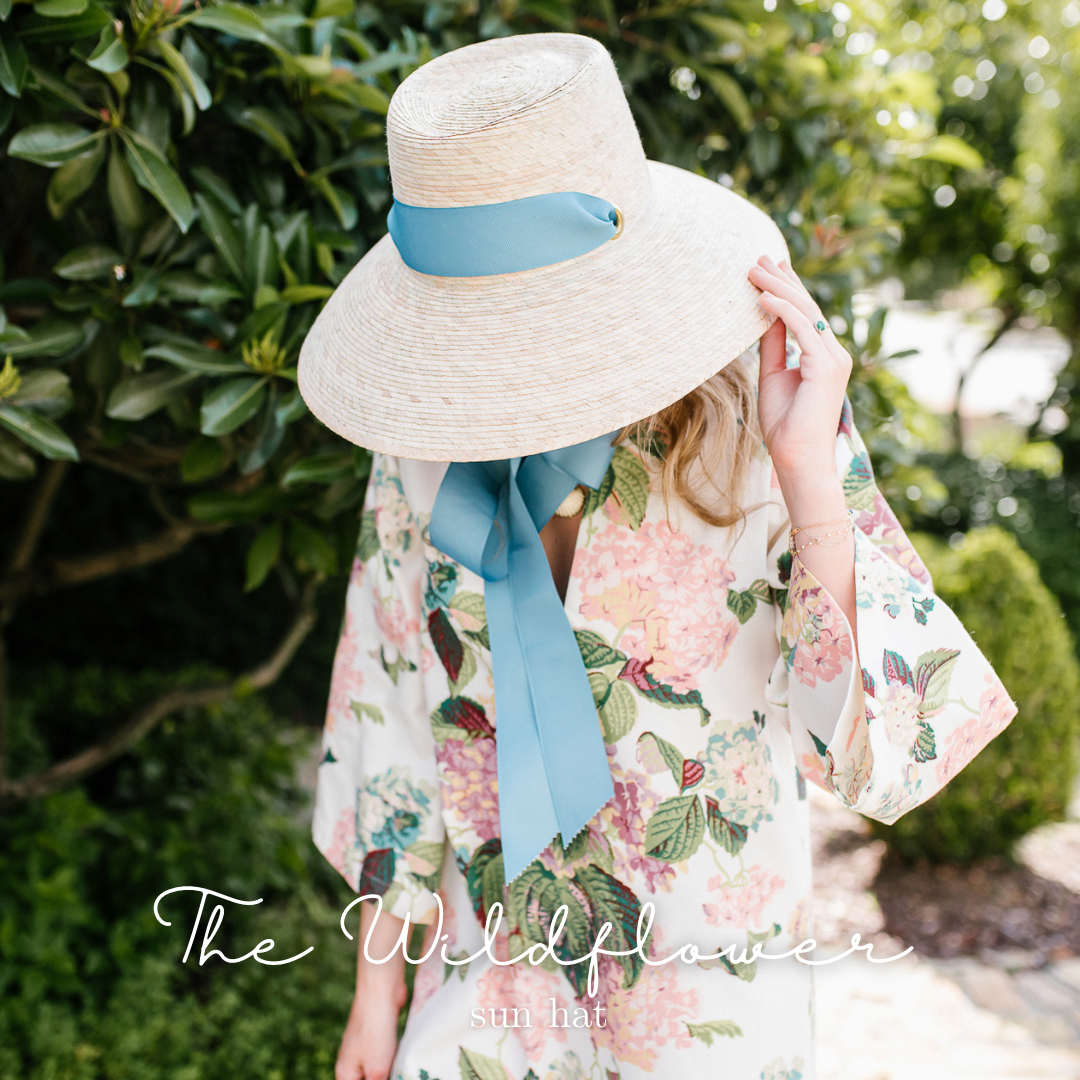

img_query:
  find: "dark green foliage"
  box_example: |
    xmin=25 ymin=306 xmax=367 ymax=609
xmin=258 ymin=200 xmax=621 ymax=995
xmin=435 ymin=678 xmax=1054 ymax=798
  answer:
xmin=873 ymin=528 xmax=1080 ymax=863
xmin=0 ymin=666 xmax=360 ymax=1080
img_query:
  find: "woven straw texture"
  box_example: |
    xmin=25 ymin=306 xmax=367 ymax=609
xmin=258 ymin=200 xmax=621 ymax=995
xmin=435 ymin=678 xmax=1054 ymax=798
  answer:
xmin=298 ymin=32 xmax=790 ymax=461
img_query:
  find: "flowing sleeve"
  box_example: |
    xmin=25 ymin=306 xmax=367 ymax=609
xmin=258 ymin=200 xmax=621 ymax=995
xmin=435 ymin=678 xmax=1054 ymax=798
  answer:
xmin=311 ymin=452 xmax=446 ymax=923
xmin=764 ymin=399 xmax=1019 ymax=823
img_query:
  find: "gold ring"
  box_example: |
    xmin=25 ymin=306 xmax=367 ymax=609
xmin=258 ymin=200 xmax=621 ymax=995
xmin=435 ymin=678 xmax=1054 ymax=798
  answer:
xmin=612 ymin=207 xmax=624 ymax=239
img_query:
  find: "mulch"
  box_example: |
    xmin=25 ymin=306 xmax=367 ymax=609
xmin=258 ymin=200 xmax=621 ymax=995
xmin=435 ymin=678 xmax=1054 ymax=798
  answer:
xmin=873 ymin=854 xmax=1080 ymax=962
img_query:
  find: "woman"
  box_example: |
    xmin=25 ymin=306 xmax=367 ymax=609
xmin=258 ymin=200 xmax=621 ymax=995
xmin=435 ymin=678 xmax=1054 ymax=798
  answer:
xmin=298 ymin=33 xmax=1017 ymax=1080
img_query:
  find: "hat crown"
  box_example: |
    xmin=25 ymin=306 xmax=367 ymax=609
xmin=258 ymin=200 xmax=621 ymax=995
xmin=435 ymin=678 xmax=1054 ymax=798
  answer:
xmin=387 ymin=34 xmax=652 ymax=217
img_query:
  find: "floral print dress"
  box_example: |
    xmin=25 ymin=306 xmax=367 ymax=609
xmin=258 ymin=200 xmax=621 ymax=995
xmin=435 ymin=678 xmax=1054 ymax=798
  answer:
xmin=312 ymin=384 xmax=1017 ymax=1080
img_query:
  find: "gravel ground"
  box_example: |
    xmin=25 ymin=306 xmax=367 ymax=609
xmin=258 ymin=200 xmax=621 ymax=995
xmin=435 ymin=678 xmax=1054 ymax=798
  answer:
xmin=810 ymin=783 xmax=1080 ymax=1080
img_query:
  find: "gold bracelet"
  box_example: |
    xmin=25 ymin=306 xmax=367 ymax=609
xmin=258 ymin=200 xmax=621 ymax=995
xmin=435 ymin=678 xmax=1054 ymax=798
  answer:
xmin=788 ymin=515 xmax=853 ymax=557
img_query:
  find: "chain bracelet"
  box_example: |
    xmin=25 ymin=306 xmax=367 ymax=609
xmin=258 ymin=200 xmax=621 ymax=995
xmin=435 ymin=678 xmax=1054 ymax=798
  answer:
xmin=788 ymin=513 xmax=854 ymax=558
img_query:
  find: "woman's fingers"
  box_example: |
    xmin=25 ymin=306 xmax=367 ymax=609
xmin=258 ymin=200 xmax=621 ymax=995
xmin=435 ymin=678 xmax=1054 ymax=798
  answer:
xmin=748 ymin=257 xmax=846 ymax=362
xmin=758 ymin=314 xmax=793 ymax=380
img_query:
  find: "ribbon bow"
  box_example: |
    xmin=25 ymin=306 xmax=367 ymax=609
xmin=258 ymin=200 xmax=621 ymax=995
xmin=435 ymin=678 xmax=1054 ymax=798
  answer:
xmin=428 ymin=433 xmax=619 ymax=883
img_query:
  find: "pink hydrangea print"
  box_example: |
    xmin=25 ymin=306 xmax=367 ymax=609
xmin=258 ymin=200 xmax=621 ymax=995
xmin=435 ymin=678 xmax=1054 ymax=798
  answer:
xmin=436 ymin=735 xmax=501 ymax=841
xmin=588 ymin=932 xmax=699 ymax=1070
xmin=475 ymin=962 xmax=571 ymax=1064
xmin=326 ymin=596 xmax=367 ymax=729
xmin=574 ymin=519 xmax=739 ymax=690
xmin=703 ymin=865 xmax=785 ymax=930
xmin=601 ymin=750 xmax=677 ymax=893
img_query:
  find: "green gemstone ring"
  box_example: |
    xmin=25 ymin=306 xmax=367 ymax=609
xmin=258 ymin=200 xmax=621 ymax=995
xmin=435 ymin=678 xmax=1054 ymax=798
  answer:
xmin=814 ymin=319 xmax=827 ymax=332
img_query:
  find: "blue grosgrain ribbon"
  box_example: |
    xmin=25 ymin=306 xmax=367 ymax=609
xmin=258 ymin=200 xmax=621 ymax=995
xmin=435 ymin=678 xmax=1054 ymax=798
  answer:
xmin=428 ymin=433 xmax=619 ymax=883
xmin=387 ymin=192 xmax=621 ymax=277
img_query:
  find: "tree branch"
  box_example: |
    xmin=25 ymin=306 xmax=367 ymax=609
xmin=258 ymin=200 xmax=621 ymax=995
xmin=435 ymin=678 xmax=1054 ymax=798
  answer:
xmin=953 ymin=307 xmax=1019 ymax=450
xmin=0 ymin=518 xmax=232 ymax=609
xmin=5 ymin=459 xmax=70 ymax=577
xmin=0 ymin=576 xmax=321 ymax=805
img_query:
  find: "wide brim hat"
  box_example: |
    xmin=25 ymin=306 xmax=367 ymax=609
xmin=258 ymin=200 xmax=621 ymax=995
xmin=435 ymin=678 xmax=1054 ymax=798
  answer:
xmin=298 ymin=32 xmax=789 ymax=462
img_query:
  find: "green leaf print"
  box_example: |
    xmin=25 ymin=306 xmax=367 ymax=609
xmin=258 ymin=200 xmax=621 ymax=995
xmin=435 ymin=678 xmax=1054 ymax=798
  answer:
xmin=378 ymin=646 xmax=416 ymax=685
xmin=575 ymin=628 xmax=627 ymax=669
xmin=599 ymin=679 xmax=637 ymax=743
xmin=635 ymin=730 xmax=685 ymax=786
xmin=644 ymin=794 xmax=705 ymax=862
xmin=350 ymin=701 xmax=384 ymax=725
xmin=580 ymin=460 xmax=615 ymax=519
xmin=359 ymin=848 xmax=395 ymax=896
xmin=843 ymin=452 xmax=876 ymax=510
xmin=705 ymin=796 xmax=749 ymax=855
xmin=717 ymin=953 xmax=757 ymax=982
xmin=914 ymin=648 xmax=961 ymax=714
xmin=429 ymin=608 xmax=464 ymax=682
xmin=356 ymin=507 xmax=378 ymax=563
xmin=618 ymin=657 xmax=711 ymax=725
xmin=576 ymin=863 xmax=645 ymax=987
xmin=912 ymin=720 xmax=937 ymax=763
xmin=465 ymin=838 xmax=505 ymax=922
xmin=458 ymin=1047 xmax=512 ymax=1080
xmin=687 ymin=1019 xmax=743 ymax=1044
xmin=882 ymin=648 xmax=915 ymax=690
xmin=450 ymin=644 xmax=477 ymax=696
xmin=609 ymin=445 xmax=650 ymax=529
xmin=511 ymin=866 xmax=595 ymax=996
xmin=726 ymin=588 xmax=758 ymax=625
xmin=407 ymin=840 xmax=444 ymax=891
xmin=448 ymin=590 xmax=487 ymax=634
xmin=435 ymin=696 xmax=495 ymax=738
xmin=589 ymin=670 xmax=611 ymax=709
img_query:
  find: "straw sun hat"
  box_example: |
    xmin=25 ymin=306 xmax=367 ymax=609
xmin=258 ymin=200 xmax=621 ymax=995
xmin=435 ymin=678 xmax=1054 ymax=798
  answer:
xmin=297 ymin=32 xmax=790 ymax=462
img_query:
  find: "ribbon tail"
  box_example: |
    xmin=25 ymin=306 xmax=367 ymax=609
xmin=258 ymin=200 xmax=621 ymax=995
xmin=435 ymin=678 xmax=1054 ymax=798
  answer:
xmin=505 ymin=476 xmax=615 ymax=870
xmin=485 ymin=575 xmax=563 ymax=884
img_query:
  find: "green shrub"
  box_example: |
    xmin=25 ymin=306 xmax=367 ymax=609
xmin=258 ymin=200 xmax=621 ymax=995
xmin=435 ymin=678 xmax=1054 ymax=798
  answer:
xmin=0 ymin=667 xmax=361 ymax=1080
xmin=872 ymin=527 xmax=1080 ymax=863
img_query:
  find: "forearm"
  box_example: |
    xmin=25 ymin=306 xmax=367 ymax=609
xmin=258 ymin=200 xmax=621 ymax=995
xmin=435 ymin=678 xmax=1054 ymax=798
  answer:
xmin=775 ymin=468 xmax=858 ymax=649
xmin=356 ymin=899 xmax=408 ymax=1003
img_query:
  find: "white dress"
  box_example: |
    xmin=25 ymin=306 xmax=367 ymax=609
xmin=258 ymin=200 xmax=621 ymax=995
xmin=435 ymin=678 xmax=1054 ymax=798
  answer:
xmin=312 ymin=391 xmax=1017 ymax=1080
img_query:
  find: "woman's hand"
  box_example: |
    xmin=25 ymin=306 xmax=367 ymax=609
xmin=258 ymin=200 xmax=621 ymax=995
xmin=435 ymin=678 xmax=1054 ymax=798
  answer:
xmin=748 ymin=255 xmax=853 ymax=482
xmin=336 ymin=900 xmax=409 ymax=1080
xmin=337 ymin=986 xmax=406 ymax=1080
xmin=747 ymin=254 xmax=859 ymax=644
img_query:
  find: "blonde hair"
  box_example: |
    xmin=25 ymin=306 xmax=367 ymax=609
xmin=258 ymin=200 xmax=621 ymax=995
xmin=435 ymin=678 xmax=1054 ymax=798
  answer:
xmin=619 ymin=353 xmax=760 ymax=529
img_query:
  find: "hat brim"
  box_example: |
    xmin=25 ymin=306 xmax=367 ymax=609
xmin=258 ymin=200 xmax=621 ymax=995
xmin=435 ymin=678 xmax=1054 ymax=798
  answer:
xmin=298 ymin=160 xmax=790 ymax=462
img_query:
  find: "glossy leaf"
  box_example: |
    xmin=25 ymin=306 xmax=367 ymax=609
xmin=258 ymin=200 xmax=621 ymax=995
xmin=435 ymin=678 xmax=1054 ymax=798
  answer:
xmin=190 ymin=3 xmax=273 ymax=45
xmin=105 ymin=369 xmax=200 ymax=421
xmin=288 ymin=517 xmax=337 ymax=575
xmin=53 ymin=243 xmax=122 ymax=281
xmin=1 ymin=320 xmax=84 ymax=358
xmin=245 ymin=521 xmax=282 ymax=592
xmin=143 ymin=343 xmax=247 ymax=375
xmin=8 ymin=123 xmax=104 ymax=165
xmin=199 ymin=376 xmax=267 ymax=436
xmin=0 ymin=28 xmax=27 ymax=96
xmin=281 ymin=450 xmax=354 ymax=487
xmin=279 ymin=284 xmax=333 ymax=304
xmin=9 ymin=367 xmax=73 ymax=416
xmin=85 ymin=21 xmax=126 ymax=71
xmin=120 ymin=132 xmax=194 ymax=233
xmin=107 ymin=146 xmax=144 ymax=231
xmin=46 ymin=138 xmax=105 ymax=218
xmin=0 ymin=403 xmax=78 ymax=459
xmin=16 ymin=4 xmax=110 ymax=40
xmin=33 ymin=0 xmax=88 ymax=17
xmin=157 ymin=38 xmax=211 ymax=110
xmin=193 ymin=193 xmax=245 ymax=284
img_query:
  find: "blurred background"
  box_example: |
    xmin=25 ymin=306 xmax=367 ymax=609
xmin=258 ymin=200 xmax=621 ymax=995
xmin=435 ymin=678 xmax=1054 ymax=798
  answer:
xmin=0 ymin=0 xmax=1079 ymax=1076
